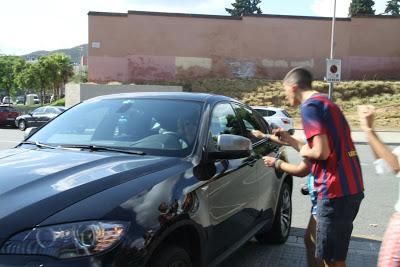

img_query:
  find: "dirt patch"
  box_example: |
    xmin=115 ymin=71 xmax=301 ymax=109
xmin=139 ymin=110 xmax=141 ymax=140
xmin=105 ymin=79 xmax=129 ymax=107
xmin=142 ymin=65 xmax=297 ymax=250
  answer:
xmin=150 ymin=78 xmax=400 ymax=131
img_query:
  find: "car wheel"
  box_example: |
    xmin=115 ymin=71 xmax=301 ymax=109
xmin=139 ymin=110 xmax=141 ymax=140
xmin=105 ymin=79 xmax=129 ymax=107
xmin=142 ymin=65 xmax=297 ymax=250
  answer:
xmin=151 ymin=245 xmax=192 ymax=267
xmin=18 ymin=120 xmax=27 ymax=131
xmin=255 ymin=182 xmax=292 ymax=244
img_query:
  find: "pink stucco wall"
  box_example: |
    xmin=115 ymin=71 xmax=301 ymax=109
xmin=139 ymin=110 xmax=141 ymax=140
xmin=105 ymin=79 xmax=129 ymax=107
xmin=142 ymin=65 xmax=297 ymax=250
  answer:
xmin=88 ymin=11 xmax=400 ymax=82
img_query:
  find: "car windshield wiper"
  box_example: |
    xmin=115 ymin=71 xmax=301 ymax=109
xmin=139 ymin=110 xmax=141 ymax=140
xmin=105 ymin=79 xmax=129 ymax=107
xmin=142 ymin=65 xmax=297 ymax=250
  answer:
xmin=60 ymin=144 xmax=146 ymax=155
xmin=19 ymin=141 xmax=57 ymax=149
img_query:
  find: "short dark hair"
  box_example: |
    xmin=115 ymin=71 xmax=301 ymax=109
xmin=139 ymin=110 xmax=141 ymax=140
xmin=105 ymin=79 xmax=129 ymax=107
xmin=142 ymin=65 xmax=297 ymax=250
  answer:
xmin=283 ymin=67 xmax=313 ymax=90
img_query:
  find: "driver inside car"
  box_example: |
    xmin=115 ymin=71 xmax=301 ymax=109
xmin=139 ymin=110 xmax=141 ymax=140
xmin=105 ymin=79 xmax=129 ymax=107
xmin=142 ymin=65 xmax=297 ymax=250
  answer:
xmin=177 ymin=117 xmax=198 ymax=148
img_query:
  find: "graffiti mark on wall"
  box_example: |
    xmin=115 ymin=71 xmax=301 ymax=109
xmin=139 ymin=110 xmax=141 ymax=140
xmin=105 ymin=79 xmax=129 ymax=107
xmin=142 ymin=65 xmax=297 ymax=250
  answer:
xmin=262 ymin=59 xmax=288 ymax=68
xmin=262 ymin=58 xmax=314 ymax=69
xmin=225 ymin=59 xmax=256 ymax=78
xmin=290 ymin=59 xmax=314 ymax=68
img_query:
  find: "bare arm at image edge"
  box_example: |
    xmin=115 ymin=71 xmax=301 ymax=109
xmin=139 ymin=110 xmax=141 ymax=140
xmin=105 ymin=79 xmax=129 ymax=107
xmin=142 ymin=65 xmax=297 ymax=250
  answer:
xmin=366 ymin=131 xmax=400 ymax=174
xmin=358 ymin=105 xmax=400 ymax=174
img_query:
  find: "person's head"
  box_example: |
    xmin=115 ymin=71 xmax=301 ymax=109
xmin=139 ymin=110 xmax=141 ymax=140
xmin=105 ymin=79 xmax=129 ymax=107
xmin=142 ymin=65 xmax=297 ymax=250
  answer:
xmin=282 ymin=67 xmax=313 ymax=107
xmin=177 ymin=117 xmax=198 ymax=144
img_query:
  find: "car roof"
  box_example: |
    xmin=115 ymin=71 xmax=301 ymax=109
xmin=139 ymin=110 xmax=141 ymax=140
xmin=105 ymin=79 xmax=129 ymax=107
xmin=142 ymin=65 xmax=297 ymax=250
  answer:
xmin=86 ymin=92 xmax=238 ymax=105
xmin=252 ymin=106 xmax=284 ymax=111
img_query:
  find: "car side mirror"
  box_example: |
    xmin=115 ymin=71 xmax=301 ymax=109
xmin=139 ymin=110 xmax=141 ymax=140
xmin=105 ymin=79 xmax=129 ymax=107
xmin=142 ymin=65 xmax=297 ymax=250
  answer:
xmin=24 ymin=127 xmax=38 ymax=139
xmin=208 ymin=134 xmax=252 ymax=160
xmin=28 ymin=112 xmax=33 ymax=116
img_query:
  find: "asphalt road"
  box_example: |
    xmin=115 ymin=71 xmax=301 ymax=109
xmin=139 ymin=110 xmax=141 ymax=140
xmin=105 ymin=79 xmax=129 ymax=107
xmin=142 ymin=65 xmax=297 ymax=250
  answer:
xmin=0 ymin=127 xmax=397 ymax=241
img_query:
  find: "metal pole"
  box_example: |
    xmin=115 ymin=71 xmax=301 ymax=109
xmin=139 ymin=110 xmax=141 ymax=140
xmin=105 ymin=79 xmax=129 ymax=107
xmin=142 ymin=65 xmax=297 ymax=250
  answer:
xmin=328 ymin=0 xmax=336 ymax=100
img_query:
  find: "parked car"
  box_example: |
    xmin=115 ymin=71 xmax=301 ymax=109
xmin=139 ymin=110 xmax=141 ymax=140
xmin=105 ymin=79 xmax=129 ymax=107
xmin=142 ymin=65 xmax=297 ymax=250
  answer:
xmin=252 ymin=106 xmax=295 ymax=135
xmin=0 ymin=105 xmax=19 ymax=127
xmin=1 ymin=96 xmax=12 ymax=105
xmin=26 ymin=93 xmax=40 ymax=105
xmin=15 ymin=106 xmax=66 ymax=131
xmin=16 ymin=95 xmax=25 ymax=105
xmin=0 ymin=93 xmax=293 ymax=267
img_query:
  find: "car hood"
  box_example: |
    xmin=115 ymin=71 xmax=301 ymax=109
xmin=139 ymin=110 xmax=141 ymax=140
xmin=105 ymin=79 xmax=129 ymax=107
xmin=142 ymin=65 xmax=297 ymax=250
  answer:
xmin=0 ymin=147 xmax=181 ymax=238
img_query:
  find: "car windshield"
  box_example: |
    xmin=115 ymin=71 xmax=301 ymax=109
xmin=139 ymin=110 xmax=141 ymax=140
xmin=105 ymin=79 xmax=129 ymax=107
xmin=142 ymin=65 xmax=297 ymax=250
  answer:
xmin=28 ymin=98 xmax=204 ymax=157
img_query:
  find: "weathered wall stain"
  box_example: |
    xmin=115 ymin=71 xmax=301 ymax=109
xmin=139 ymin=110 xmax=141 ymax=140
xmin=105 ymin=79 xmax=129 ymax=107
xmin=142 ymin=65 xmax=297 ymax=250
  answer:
xmin=224 ymin=59 xmax=257 ymax=78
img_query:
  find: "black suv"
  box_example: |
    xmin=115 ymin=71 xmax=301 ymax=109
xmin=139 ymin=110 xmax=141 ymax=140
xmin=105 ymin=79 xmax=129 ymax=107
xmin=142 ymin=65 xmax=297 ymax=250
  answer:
xmin=0 ymin=93 xmax=292 ymax=267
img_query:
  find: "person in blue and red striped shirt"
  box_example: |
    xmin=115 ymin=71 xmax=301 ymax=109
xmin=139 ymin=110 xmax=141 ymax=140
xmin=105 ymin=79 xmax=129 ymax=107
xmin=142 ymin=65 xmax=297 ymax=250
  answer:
xmin=283 ymin=67 xmax=364 ymax=267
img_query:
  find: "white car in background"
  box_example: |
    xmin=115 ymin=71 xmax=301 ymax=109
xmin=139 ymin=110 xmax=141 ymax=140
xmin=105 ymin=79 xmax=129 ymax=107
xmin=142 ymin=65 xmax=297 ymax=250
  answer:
xmin=252 ymin=106 xmax=295 ymax=135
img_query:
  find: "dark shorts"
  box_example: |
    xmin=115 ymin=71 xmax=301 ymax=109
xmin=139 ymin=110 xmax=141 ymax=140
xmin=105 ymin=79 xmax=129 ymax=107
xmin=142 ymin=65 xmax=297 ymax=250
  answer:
xmin=316 ymin=192 xmax=364 ymax=261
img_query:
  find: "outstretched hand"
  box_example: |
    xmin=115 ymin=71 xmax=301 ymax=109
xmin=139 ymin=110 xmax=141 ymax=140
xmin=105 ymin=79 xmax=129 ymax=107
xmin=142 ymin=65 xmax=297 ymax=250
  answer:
xmin=263 ymin=156 xmax=276 ymax=167
xmin=273 ymin=127 xmax=291 ymax=143
xmin=251 ymin=130 xmax=266 ymax=139
xmin=357 ymin=105 xmax=375 ymax=132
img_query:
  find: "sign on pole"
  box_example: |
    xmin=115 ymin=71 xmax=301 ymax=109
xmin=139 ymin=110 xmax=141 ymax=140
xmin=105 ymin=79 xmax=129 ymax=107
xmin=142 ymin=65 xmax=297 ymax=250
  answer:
xmin=326 ymin=59 xmax=341 ymax=82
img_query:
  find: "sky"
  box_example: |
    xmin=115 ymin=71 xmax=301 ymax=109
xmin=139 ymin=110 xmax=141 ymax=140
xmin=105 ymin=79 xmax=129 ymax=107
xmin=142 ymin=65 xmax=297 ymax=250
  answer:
xmin=0 ymin=0 xmax=387 ymax=55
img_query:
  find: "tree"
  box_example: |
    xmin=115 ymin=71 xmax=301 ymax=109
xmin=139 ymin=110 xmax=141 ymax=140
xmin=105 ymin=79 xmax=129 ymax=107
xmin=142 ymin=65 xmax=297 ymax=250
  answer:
xmin=349 ymin=0 xmax=375 ymax=16
xmin=15 ymin=62 xmax=41 ymax=95
xmin=226 ymin=0 xmax=262 ymax=16
xmin=0 ymin=56 xmax=26 ymax=98
xmin=385 ymin=0 xmax=400 ymax=14
xmin=41 ymin=54 xmax=74 ymax=101
xmin=70 ymin=68 xmax=88 ymax=83
xmin=53 ymin=53 xmax=74 ymax=99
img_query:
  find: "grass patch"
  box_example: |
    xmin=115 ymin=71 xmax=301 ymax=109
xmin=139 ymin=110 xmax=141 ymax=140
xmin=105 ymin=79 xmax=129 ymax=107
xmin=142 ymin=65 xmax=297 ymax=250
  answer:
xmin=50 ymin=98 xmax=65 ymax=106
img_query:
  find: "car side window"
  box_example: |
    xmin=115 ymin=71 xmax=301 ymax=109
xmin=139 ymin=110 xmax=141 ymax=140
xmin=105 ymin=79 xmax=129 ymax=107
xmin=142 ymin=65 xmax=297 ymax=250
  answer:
xmin=255 ymin=109 xmax=269 ymax=117
xmin=232 ymin=104 xmax=264 ymax=143
xmin=282 ymin=110 xmax=292 ymax=118
xmin=268 ymin=110 xmax=276 ymax=116
xmin=6 ymin=107 xmax=16 ymax=112
xmin=33 ymin=107 xmax=45 ymax=115
xmin=209 ymin=103 xmax=242 ymax=142
xmin=45 ymin=107 xmax=57 ymax=114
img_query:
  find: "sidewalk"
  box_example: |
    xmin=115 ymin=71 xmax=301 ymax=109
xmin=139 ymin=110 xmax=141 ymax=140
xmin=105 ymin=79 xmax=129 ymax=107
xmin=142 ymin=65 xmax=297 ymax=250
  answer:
xmin=351 ymin=131 xmax=399 ymax=145
xmin=220 ymin=228 xmax=381 ymax=267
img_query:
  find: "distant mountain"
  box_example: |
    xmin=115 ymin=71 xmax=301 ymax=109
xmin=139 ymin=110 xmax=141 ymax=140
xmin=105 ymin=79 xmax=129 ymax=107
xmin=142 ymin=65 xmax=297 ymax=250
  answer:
xmin=22 ymin=44 xmax=88 ymax=65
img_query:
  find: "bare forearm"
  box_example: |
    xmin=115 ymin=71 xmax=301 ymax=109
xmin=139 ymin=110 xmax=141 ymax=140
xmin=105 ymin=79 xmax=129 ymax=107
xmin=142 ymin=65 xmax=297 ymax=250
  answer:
xmin=278 ymin=161 xmax=309 ymax=177
xmin=268 ymin=134 xmax=303 ymax=151
xmin=367 ymin=130 xmax=400 ymax=173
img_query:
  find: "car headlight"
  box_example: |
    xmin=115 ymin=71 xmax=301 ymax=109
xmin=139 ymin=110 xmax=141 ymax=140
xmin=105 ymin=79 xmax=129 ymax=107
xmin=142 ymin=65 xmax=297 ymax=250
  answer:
xmin=0 ymin=221 xmax=129 ymax=259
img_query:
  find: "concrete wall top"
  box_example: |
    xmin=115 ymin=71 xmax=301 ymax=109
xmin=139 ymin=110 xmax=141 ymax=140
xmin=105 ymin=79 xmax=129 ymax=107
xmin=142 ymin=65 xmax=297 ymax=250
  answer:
xmin=65 ymin=83 xmax=183 ymax=107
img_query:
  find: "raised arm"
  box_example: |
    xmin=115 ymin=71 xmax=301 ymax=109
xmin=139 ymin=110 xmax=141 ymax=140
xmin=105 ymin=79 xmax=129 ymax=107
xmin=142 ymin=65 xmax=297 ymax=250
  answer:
xmin=358 ymin=105 xmax=400 ymax=173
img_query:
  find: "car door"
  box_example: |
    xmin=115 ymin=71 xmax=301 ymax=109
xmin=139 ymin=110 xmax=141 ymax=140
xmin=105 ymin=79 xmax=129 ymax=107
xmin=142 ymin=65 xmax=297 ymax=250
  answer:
xmin=38 ymin=107 xmax=53 ymax=125
xmin=43 ymin=107 xmax=60 ymax=123
xmin=204 ymin=102 xmax=261 ymax=258
xmin=0 ymin=107 xmax=6 ymax=124
xmin=232 ymin=104 xmax=281 ymax=219
xmin=30 ymin=107 xmax=46 ymax=127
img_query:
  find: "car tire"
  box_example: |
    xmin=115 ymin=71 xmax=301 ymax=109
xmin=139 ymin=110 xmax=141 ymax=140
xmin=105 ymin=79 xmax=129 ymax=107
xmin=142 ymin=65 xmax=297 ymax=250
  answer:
xmin=255 ymin=182 xmax=292 ymax=244
xmin=151 ymin=245 xmax=192 ymax=267
xmin=18 ymin=120 xmax=27 ymax=131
